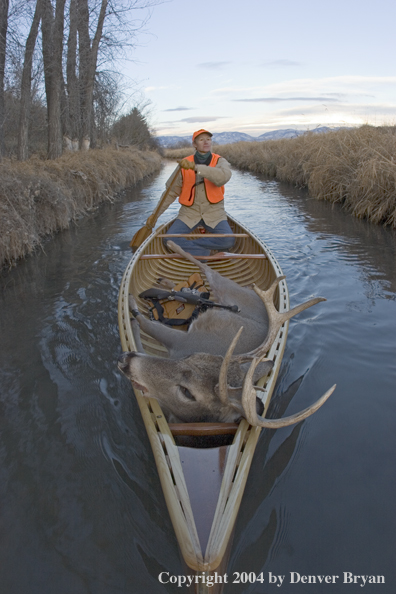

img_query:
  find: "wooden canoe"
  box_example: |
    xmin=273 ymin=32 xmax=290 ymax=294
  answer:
xmin=118 ymin=215 xmax=290 ymax=591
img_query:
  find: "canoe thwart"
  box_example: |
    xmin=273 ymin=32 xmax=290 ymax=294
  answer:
xmin=157 ymin=233 xmax=249 ymax=238
xmin=169 ymin=422 xmax=239 ymax=436
xmin=140 ymin=253 xmax=268 ymax=260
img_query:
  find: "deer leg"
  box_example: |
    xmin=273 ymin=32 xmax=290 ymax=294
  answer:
xmin=165 ymin=240 xmax=243 ymax=303
xmin=135 ymin=314 xmax=183 ymax=349
xmin=156 ymin=277 xmax=177 ymax=289
xmin=131 ymin=319 xmax=145 ymax=353
xmin=128 ymin=294 xmax=182 ymax=354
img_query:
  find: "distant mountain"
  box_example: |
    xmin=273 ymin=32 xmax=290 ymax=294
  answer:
xmin=256 ymin=128 xmax=303 ymax=141
xmin=156 ymin=127 xmax=340 ymax=148
xmin=212 ymin=132 xmax=256 ymax=144
xmin=156 ymin=132 xmax=255 ymax=147
xmin=156 ymin=135 xmax=191 ymax=148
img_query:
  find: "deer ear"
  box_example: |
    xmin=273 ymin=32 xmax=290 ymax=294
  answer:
xmin=251 ymin=359 xmax=274 ymax=382
xmin=214 ymin=384 xmax=244 ymax=413
xmin=214 ymin=383 xmax=241 ymax=398
xmin=228 ymin=394 xmax=245 ymax=415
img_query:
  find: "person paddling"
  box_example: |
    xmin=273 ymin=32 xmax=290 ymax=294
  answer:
xmin=148 ymin=129 xmax=235 ymax=256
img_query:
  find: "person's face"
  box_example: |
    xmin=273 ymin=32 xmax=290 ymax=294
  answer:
xmin=193 ymin=134 xmax=212 ymax=153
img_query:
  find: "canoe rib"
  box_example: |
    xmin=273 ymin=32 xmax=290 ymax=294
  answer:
xmin=118 ymin=214 xmax=289 ymax=573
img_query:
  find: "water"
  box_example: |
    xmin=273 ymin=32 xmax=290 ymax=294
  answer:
xmin=0 ymin=163 xmax=395 ymax=593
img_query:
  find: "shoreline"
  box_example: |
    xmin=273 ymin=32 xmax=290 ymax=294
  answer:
xmin=166 ymin=125 xmax=396 ymax=230
xmin=0 ymin=147 xmax=162 ymax=270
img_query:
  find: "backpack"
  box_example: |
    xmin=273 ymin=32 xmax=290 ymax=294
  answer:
xmin=139 ymin=273 xmax=210 ymax=329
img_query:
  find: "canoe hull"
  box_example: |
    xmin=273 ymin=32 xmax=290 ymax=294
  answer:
xmin=118 ymin=215 xmax=290 ymax=577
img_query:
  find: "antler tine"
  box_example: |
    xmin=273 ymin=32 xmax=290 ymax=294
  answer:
xmin=217 ymin=326 xmax=244 ymax=404
xmin=237 ymin=276 xmax=326 ymax=362
xmin=241 ymin=357 xmax=336 ymax=428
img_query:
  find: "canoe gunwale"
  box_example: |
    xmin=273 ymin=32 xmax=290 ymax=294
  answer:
xmin=117 ymin=214 xmax=290 ymax=572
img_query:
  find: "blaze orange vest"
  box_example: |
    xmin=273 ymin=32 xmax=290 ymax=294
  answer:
xmin=179 ymin=153 xmax=225 ymax=206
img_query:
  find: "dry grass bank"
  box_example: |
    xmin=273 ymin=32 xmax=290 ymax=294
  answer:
xmin=0 ymin=147 xmax=162 ymax=268
xmin=166 ymin=126 xmax=396 ymax=228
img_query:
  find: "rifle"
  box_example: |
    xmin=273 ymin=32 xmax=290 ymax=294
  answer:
xmin=139 ymin=287 xmax=240 ymax=315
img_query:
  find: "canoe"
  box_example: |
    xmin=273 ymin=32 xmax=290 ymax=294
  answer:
xmin=118 ymin=214 xmax=290 ymax=592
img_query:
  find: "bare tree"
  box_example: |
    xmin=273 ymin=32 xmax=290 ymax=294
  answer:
xmin=64 ymin=0 xmax=78 ymax=150
xmin=112 ymin=105 xmax=157 ymax=149
xmin=0 ymin=0 xmax=10 ymax=157
xmin=41 ymin=0 xmax=66 ymax=158
xmin=71 ymin=0 xmax=164 ymax=150
xmin=2 ymin=0 xmax=163 ymax=157
xmin=77 ymin=0 xmax=107 ymax=150
xmin=17 ymin=0 xmax=41 ymax=160
xmin=92 ymin=70 xmax=121 ymax=147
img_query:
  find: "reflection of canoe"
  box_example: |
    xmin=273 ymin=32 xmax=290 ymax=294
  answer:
xmin=118 ymin=214 xmax=290 ymax=591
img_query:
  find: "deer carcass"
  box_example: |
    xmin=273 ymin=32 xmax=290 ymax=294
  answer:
xmin=118 ymin=241 xmax=335 ymax=425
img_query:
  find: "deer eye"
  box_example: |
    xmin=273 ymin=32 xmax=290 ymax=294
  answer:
xmin=179 ymin=386 xmax=196 ymax=401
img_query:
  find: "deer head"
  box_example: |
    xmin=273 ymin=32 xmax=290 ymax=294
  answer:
xmin=118 ymin=348 xmax=273 ymax=423
xmin=118 ymin=241 xmax=335 ymax=427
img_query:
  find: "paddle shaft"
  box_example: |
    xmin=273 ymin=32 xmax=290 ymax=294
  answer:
xmin=148 ymin=164 xmax=181 ymax=226
xmin=129 ymin=163 xmax=181 ymax=249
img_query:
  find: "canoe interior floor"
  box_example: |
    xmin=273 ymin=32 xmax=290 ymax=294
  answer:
xmin=178 ymin=444 xmax=230 ymax=554
xmin=131 ymin=216 xmax=279 ymax=359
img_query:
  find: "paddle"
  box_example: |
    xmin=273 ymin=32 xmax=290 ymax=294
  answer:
xmin=129 ymin=164 xmax=182 ymax=249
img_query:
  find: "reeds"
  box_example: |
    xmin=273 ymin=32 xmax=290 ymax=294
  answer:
xmin=0 ymin=147 xmax=162 ymax=268
xmin=166 ymin=126 xmax=396 ymax=228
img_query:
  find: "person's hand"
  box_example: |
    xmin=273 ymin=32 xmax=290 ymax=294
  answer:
xmin=179 ymin=159 xmax=196 ymax=171
xmin=146 ymin=214 xmax=156 ymax=229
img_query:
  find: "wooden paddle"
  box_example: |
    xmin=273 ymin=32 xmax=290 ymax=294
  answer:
xmin=129 ymin=164 xmax=181 ymax=249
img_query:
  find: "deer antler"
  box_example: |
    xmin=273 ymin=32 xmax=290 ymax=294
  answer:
xmin=241 ymin=355 xmax=336 ymax=427
xmin=217 ymin=327 xmax=335 ymax=427
xmin=165 ymin=241 xmax=335 ymax=426
xmin=236 ymin=277 xmax=326 ymax=363
xmin=217 ymin=325 xmax=273 ymax=406
xmin=237 ymin=278 xmax=334 ymax=427
xmin=217 ymin=326 xmax=244 ymax=404
xmin=166 ymin=240 xmax=207 ymax=273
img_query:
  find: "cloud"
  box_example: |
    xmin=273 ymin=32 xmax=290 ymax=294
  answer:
xmin=180 ymin=116 xmax=227 ymax=123
xmin=277 ymin=101 xmax=396 ymax=119
xmin=154 ymin=126 xmax=180 ymax=132
xmin=197 ymin=61 xmax=232 ymax=69
xmin=260 ymin=59 xmax=301 ymax=68
xmin=163 ymin=106 xmax=195 ymax=112
xmin=210 ymin=76 xmax=396 ymax=99
xmin=268 ymin=75 xmax=396 ymax=90
xmin=233 ymin=96 xmax=341 ymax=103
xmin=153 ymin=75 xmax=396 ymax=137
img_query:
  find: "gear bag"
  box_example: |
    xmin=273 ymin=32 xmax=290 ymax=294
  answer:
xmin=139 ymin=273 xmax=209 ymax=328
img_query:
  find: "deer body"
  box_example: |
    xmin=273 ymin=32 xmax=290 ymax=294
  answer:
xmin=131 ymin=289 xmax=268 ymax=358
xmin=118 ymin=241 xmax=335 ymax=426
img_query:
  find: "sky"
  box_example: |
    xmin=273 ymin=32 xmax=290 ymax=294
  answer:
xmin=120 ymin=0 xmax=396 ymax=138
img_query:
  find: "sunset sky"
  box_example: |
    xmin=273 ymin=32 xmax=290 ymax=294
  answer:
xmin=122 ymin=0 xmax=396 ymax=138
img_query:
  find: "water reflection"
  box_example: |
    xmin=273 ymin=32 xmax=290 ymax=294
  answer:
xmin=0 ymin=163 xmax=395 ymax=593
xmin=229 ymin=378 xmax=305 ymax=583
xmin=274 ymin=178 xmax=396 ymax=295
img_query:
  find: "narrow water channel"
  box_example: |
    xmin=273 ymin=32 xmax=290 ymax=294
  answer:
xmin=0 ymin=162 xmax=395 ymax=593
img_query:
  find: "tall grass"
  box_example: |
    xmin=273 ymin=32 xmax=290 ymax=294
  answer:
xmin=166 ymin=126 xmax=396 ymax=228
xmin=0 ymin=147 xmax=162 ymax=268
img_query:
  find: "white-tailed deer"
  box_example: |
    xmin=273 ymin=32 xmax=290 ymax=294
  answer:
xmin=118 ymin=241 xmax=335 ymax=426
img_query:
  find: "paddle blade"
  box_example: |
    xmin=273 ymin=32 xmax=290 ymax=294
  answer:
xmin=129 ymin=225 xmax=152 ymax=249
